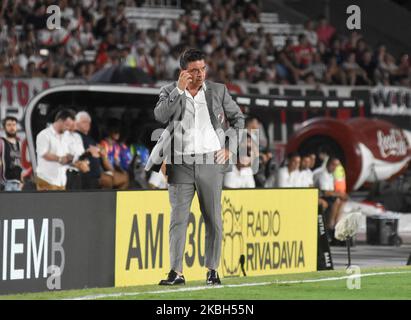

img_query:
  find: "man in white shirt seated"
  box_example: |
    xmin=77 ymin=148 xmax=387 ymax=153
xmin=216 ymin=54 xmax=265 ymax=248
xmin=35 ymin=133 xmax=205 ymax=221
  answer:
xmin=36 ymin=109 xmax=76 ymax=191
xmin=296 ymin=154 xmax=314 ymax=187
xmin=315 ymin=157 xmax=348 ymax=232
xmin=224 ymin=134 xmax=257 ymax=189
xmin=277 ymin=152 xmax=301 ymax=188
xmin=63 ymin=117 xmax=91 ymax=189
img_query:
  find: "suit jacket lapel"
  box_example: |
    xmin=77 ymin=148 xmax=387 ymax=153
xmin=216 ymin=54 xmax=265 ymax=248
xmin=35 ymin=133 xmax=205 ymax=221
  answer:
xmin=205 ymin=81 xmax=218 ymax=129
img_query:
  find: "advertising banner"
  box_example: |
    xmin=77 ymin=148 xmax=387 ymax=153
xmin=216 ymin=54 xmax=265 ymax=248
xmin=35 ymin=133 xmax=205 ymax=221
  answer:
xmin=115 ymin=189 xmax=318 ymax=287
xmin=370 ymin=86 xmax=411 ymax=116
xmin=0 ymin=191 xmax=116 ymax=295
xmin=0 ymin=78 xmax=67 ymax=138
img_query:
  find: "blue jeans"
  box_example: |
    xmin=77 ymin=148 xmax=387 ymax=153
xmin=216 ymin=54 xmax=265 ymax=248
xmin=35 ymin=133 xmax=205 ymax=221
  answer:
xmin=4 ymin=181 xmax=21 ymax=191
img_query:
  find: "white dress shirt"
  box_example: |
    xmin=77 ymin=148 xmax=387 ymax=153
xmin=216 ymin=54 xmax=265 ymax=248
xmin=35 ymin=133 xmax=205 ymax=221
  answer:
xmin=224 ymin=165 xmax=255 ymax=189
xmin=296 ymin=169 xmax=314 ymax=187
xmin=63 ymin=130 xmax=86 ymax=172
xmin=36 ymin=125 xmax=69 ymax=187
xmin=63 ymin=130 xmax=85 ymax=162
xmin=315 ymin=169 xmax=335 ymax=192
xmin=277 ymin=167 xmax=300 ymax=188
xmin=175 ymin=83 xmax=221 ymax=155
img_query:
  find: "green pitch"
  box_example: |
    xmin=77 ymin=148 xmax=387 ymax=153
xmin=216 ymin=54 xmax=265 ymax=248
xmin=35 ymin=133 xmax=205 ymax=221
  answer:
xmin=1 ymin=267 xmax=411 ymax=300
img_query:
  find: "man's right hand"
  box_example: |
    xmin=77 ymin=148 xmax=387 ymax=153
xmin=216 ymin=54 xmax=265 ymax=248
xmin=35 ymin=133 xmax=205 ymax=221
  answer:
xmin=177 ymin=70 xmax=193 ymax=91
xmin=60 ymin=155 xmax=72 ymax=165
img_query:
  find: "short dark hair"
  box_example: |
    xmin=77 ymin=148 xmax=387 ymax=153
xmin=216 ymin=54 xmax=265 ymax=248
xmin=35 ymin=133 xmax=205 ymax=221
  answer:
xmin=179 ymin=49 xmax=206 ymax=69
xmin=2 ymin=116 xmax=18 ymax=127
xmin=245 ymin=116 xmax=260 ymax=126
xmin=287 ymin=152 xmax=300 ymax=160
xmin=54 ymin=109 xmax=76 ymax=122
xmin=327 ymin=157 xmax=340 ymax=167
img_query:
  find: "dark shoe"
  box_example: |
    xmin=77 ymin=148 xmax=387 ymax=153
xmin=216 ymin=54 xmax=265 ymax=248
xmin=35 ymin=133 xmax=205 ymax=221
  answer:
xmin=206 ymin=270 xmax=221 ymax=285
xmin=159 ymin=270 xmax=185 ymax=286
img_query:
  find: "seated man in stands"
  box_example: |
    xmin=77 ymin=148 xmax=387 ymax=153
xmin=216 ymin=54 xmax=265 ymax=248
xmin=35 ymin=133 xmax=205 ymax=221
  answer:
xmin=314 ymin=157 xmax=348 ymax=235
xmin=63 ymin=117 xmax=90 ymax=190
xmin=296 ymin=153 xmax=314 ymax=187
xmin=74 ymin=111 xmax=113 ymax=189
xmin=300 ymin=152 xmax=329 ymax=212
xmin=99 ymin=119 xmax=129 ymax=190
xmin=277 ymin=152 xmax=301 ymax=188
xmin=224 ymin=133 xmax=258 ymax=189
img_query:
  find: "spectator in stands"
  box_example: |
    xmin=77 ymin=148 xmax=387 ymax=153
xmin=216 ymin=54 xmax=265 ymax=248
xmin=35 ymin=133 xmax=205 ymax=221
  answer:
xmin=293 ymin=34 xmax=315 ymax=69
xmin=276 ymin=50 xmax=298 ymax=84
xmin=75 ymin=111 xmax=113 ymax=190
xmin=359 ymin=50 xmax=377 ymax=85
xmin=315 ymin=157 xmax=348 ymax=233
xmin=35 ymin=109 xmax=76 ymax=191
xmin=0 ymin=0 xmax=408 ymax=89
xmin=166 ymin=20 xmax=182 ymax=48
xmin=342 ymin=52 xmax=371 ymax=85
xmin=316 ymin=16 xmax=336 ymax=46
xmin=395 ymin=53 xmax=411 ymax=86
xmin=325 ymin=56 xmax=347 ymax=85
xmin=0 ymin=116 xmax=23 ymax=191
xmin=95 ymin=5 xmax=115 ymax=38
xmin=309 ymin=52 xmax=327 ymax=82
xmin=326 ymin=38 xmax=345 ymax=66
xmin=277 ymin=152 xmax=301 ymax=188
xmin=354 ymin=39 xmax=368 ymax=62
xmin=99 ymin=119 xmax=129 ymax=189
xmin=303 ymin=19 xmax=318 ymax=47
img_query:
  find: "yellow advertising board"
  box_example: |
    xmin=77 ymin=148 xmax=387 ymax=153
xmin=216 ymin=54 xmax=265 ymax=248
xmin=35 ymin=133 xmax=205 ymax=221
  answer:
xmin=115 ymin=189 xmax=318 ymax=287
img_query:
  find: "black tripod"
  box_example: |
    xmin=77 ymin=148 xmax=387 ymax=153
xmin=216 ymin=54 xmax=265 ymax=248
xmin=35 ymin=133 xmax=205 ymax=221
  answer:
xmin=346 ymin=237 xmax=352 ymax=268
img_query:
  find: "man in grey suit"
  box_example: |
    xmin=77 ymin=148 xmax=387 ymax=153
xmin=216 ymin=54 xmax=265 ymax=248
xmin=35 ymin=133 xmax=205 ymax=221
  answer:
xmin=147 ymin=49 xmax=244 ymax=286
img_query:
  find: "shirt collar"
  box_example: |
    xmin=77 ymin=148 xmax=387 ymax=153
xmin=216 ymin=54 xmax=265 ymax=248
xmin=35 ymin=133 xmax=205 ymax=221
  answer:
xmin=178 ymin=81 xmax=207 ymax=92
xmin=50 ymin=123 xmax=62 ymax=136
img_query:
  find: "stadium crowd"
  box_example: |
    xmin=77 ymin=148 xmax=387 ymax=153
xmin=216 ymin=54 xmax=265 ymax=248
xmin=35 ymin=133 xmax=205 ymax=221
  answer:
xmin=0 ymin=0 xmax=410 ymax=87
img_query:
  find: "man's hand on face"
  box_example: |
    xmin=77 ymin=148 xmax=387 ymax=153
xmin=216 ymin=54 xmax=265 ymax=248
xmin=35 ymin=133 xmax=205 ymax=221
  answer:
xmin=177 ymin=70 xmax=193 ymax=91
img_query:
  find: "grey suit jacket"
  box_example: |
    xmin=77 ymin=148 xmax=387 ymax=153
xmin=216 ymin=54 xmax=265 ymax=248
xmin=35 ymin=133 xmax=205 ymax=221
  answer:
xmin=145 ymin=80 xmax=245 ymax=173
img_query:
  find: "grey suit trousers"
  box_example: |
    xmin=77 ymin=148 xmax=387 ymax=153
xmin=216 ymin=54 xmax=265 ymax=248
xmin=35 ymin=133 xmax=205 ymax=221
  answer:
xmin=167 ymin=156 xmax=224 ymax=273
